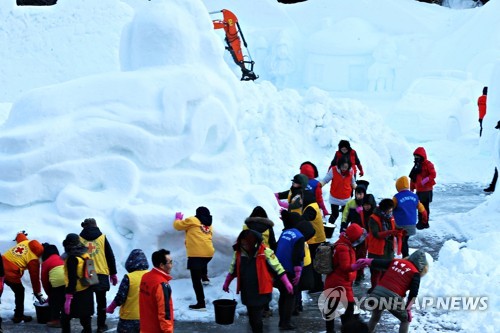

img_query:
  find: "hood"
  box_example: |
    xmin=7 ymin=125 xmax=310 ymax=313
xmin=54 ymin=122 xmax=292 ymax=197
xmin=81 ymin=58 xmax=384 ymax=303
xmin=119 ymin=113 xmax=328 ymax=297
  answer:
xmin=245 ymin=216 xmax=274 ymax=228
xmin=345 ymin=223 xmax=366 ymax=245
xmin=281 ymin=210 xmax=304 ymax=230
xmin=80 ymin=226 xmax=103 ymax=241
xmin=302 ymin=189 xmax=317 ymax=207
xmin=249 ymin=206 xmax=268 ymax=218
xmin=395 ymin=176 xmax=410 ymax=192
xmin=408 ymin=249 xmax=428 ymax=273
xmin=300 ymin=161 xmax=318 ymax=179
xmin=413 ymin=147 xmax=427 ymax=160
xmin=195 ymin=206 xmax=213 ymax=227
xmin=125 ymin=249 xmax=149 ymax=273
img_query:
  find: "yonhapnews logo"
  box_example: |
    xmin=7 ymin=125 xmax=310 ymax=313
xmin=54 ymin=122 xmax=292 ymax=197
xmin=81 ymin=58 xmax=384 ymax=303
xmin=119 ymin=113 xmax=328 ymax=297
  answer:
xmin=318 ymin=287 xmax=349 ymax=320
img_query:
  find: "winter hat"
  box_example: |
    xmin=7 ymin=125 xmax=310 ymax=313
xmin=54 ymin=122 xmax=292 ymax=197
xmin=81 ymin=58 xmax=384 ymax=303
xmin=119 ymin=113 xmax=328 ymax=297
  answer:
xmin=483 ymin=86 xmax=488 ymax=95
xmin=28 ymin=240 xmax=44 ymax=257
xmin=356 ymin=179 xmax=370 ymax=190
xmin=250 ymin=206 xmax=268 ymax=218
xmin=395 ymin=176 xmax=410 ymax=192
xmin=63 ymin=233 xmax=81 ymax=248
xmin=378 ymin=198 xmax=395 ymax=212
xmin=345 ymin=223 xmax=367 ymax=246
xmin=292 ymin=174 xmax=309 ymax=188
xmin=300 ymin=161 xmax=319 ymax=178
xmin=196 ymin=206 xmax=211 ymax=218
xmin=338 ymin=140 xmax=351 ymax=150
xmin=81 ymin=218 xmax=97 ymax=228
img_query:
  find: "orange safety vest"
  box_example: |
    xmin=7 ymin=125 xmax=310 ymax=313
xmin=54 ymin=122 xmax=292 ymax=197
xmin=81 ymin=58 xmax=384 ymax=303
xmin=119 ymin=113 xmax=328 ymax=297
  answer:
xmin=235 ymin=244 xmax=273 ymax=294
xmin=367 ymin=214 xmax=395 ymax=256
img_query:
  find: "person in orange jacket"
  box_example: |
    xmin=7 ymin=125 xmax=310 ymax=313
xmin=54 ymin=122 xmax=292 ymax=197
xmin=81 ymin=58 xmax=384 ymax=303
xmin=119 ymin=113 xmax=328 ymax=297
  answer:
xmin=478 ymin=86 xmax=487 ymax=137
xmin=2 ymin=231 xmax=46 ymax=323
xmin=409 ymin=147 xmax=436 ymax=224
xmin=139 ymin=249 xmax=174 ymax=333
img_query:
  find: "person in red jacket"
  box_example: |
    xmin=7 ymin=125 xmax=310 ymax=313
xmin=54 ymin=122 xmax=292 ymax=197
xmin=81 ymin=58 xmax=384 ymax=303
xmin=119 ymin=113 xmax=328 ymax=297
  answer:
xmin=41 ymin=243 xmax=66 ymax=328
xmin=323 ymin=223 xmax=367 ymax=333
xmin=478 ymin=86 xmax=487 ymax=137
xmin=409 ymin=147 xmax=436 ymax=225
xmin=357 ymin=249 xmax=429 ymax=333
xmin=2 ymin=231 xmax=46 ymax=323
xmin=139 ymin=249 xmax=174 ymax=333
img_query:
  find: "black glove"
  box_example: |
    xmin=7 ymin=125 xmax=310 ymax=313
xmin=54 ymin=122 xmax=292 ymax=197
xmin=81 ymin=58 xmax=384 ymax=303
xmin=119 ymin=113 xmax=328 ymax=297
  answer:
xmin=34 ymin=292 xmax=47 ymax=304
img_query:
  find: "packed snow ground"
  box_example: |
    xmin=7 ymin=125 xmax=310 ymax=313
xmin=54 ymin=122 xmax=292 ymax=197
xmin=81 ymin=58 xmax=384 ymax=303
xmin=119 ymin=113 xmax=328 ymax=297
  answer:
xmin=0 ymin=0 xmax=498 ymax=331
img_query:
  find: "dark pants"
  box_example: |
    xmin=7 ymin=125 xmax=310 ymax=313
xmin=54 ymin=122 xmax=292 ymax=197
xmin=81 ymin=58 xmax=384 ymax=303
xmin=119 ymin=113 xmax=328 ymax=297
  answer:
xmin=479 ymin=118 xmax=483 ymax=137
xmin=401 ymin=235 xmax=410 ymax=258
xmin=328 ymin=204 xmax=345 ymax=225
xmin=308 ymin=243 xmax=324 ymax=292
xmin=5 ymin=281 xmax=25 ymax=318
xmin=48 ymin=285 xmax=65 ymax=321
xmin=190 ymin=268 xmax=206 ymax=305
xmin=417 ymin=190 xmax=433 ymax=219
xmin=94 ymin=289 xmax=107 ymax=327
xmin=61 ymin=313 xmax=92 ymax=333
xmin=247 ymin=306 xmax=265 ymax=333
xmin=489 ymin=167 xmax=498 ymax=190
xmin=277 ymin=279 xmax=296 ymax=327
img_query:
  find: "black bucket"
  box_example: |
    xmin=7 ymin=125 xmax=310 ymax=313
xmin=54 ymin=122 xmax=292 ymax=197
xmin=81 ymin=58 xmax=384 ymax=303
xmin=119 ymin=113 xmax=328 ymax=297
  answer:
xmin=213 ymin=299 xmax=237 ymax=325
xmin=324 ymin=224 xmax=335 ymax=238
xmin=34 ymin=302 xmax=50 ymax=324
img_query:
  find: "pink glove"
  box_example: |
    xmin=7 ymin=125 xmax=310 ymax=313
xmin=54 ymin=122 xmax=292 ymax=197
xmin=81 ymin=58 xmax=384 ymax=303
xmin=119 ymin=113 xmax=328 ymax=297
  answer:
xmin=175 ymin=212 xmax=184 ymax=220
xmin=355 ymin=258 xmax=373 ymax=267
xmin=106 ymin=301 xmax=118 ymax=314
xmin=278 ymin=200 xmax=289 ymax=209
xmin=64 ymin=294 xmax=73 ymax=315
xmin=356 ymin=206 xmax=363 ymax=214
xmin=351 ymin=262 xmax=365 ymax=271
xmin=292 ymin=266 xmax=302 ymax=286
xmin=110 ymin=274 xmax=118 ymax=286
xmin=0 ymin=277 xmax=4 ymax=295
xmin=407 ymin=308 xmax=412 ymax=322
xmin=280 ymin=274 xmax=294 ymax=294
xmin=222 ymin=273 xmax=235 ymax=292
xmin=421 ymin=177 xmax=429 ymax=185
xmin=274 ymin=193 xmax=280 ymax=200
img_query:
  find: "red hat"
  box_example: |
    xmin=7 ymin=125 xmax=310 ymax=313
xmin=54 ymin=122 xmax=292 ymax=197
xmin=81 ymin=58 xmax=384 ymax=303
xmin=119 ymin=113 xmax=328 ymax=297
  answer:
xmin=345 ymin=224 xmax=366 ymax=246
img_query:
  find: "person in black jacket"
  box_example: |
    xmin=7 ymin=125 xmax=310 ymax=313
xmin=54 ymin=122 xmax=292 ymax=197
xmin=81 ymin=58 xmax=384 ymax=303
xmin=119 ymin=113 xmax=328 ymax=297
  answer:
xmin=79 ymin=218 xmax=118 ymax=333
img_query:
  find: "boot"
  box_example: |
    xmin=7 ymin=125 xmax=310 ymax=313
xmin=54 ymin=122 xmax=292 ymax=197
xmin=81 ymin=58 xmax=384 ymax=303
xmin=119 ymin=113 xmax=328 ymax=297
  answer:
xmin=484 ymin=185 xmax=495 ymax=193
xmin=12 ymin=315 xmax=32 ymax=323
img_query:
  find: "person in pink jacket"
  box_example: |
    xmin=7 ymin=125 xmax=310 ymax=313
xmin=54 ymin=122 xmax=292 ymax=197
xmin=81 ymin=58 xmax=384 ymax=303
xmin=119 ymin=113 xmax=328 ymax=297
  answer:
xmin=409 ymin=147 xmax=436 ymax=225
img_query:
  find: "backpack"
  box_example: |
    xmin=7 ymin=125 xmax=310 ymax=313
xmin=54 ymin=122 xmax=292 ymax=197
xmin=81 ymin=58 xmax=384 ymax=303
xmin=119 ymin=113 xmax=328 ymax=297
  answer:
xmin=79 ymin=257 xmax=99 ymax=286
xmin=313 ymin=242 xmax=337 ymax=274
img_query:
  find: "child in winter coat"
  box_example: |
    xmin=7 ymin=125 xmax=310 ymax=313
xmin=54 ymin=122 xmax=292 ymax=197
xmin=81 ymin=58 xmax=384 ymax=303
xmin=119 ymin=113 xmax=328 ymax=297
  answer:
xmin=41 ymin=243 xmax=66 ymax=328
xmin=357 ymin=249 xmax=429 ymax=333
xmin=222 ymin=229 xmax=293 ymax=333
xmin=321 ymin=156 xmax=357 ymax=225
xmin=409 ymin=147 xmax=436 ymax=225
xmin=366 ymin=199 xmax=404 ymax=292
xmin=106 ymin=249 xmax=149 ymax=333
xmin=323 ymin=223 xmax=367 ymax=333
xmin=393 ymin=176 xmax=428 ymax=257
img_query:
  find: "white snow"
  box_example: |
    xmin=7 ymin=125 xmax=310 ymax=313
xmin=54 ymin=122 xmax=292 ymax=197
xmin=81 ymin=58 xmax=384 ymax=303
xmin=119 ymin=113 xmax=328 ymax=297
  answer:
xmin=0 ymin=0 xmax=498 ymax=331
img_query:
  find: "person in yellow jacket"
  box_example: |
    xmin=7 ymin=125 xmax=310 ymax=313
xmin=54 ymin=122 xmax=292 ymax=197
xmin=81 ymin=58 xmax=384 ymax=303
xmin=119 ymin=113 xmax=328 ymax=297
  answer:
xmin=2 ymin=231 xmax=46 ymax=323
xmin=106 ymin=249 xmax=149 ymax=332
xmin=173 ymin=206 xmax=215 ymax=311
xmin=61 ymin=233 xmax=94 ymax=333
xmin=79 ymin=218 xmax=118 ymax=333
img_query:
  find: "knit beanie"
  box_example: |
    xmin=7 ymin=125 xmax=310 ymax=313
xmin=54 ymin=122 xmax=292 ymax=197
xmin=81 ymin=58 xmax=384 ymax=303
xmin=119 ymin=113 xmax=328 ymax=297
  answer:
xmin=250 ymin=206 xmax=268 ymax=218
xmin=81 ymin=218 xmax=97 ymax=228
